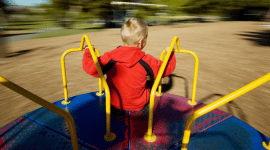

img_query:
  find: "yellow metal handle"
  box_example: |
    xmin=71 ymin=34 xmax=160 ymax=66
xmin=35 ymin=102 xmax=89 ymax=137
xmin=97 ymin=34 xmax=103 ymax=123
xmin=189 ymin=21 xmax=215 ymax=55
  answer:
xmin=61 ymin=48 xmax=102 ymax=105
xmin=158 ymin=48 xmax=199 ymax=100
xmin=178 ymin=50 xmax=199 ymax=106
xmin=93 ymin=50 xmax=104 ymax=96
xmin=263 ymin=141 xmax=270 ymax=150
xmin=181 ymin=72 xmax=270 ymax=150
xmin=145 ymin=36 xmax=199 ymax=142
xmin=0 ymin=76 xmax=79 ymax=150
xmin=79 ymin=35 xmax=116 ymax=142
xmin=157 ymin=50 xmax=167 ymax=96
xmin=60 ymin=35 xmax=115 ymax=141
xmin=144 ymin=36 xmax=181 ymax=142
xmin=61 ymin=48 xmax=82 ymax=104
xmin=157 ymin=47 xmax=199 ymax=103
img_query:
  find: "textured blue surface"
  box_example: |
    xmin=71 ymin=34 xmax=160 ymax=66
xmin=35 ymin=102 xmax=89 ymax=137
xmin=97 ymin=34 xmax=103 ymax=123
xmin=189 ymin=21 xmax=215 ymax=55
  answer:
xmin=24 ymin=91 xmax=129 ymax=149
xmin=170 ymin=116 xmax=269 ymax=150
xmin=0 ymin=116 xmax=89 ymax=150
xmin=1 ymin=91 xmax=269 ymax=150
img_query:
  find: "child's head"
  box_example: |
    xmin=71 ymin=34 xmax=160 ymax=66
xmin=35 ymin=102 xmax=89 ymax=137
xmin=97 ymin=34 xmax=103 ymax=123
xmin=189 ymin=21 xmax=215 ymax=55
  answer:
xmin=120 ymin=18 xmax=148 ymax=49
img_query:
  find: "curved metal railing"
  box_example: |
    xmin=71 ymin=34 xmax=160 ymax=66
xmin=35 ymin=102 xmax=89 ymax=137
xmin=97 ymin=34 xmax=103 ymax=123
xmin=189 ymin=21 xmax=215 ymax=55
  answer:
xmin=144 ymin=36 xmax=199 ymax=142
xmin=0 ymin=76 xmax=79 ymax=150
xmin=158 ymin=47 xmax=199 ymax=105
xmin=181 ymin=72 xmax=270 ymax=150
xmin=157 ymin=50 xmax=167 ymax=96
xmin=61 ymin=48 xmax=102 ymax=104
xmin=60 ymin=35 xmax=115 ymax=141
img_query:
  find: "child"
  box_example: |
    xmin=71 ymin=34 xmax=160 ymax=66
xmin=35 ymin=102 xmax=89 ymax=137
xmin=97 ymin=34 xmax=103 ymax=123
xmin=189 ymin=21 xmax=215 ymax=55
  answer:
xmin=83 ymin=18 xmax=176 ymax=111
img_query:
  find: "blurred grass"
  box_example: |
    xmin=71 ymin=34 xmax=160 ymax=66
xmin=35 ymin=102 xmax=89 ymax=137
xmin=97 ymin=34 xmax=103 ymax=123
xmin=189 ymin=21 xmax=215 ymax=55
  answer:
xmin=145 ymin=15 xmax=197 ymax=25
xmin=6 ymin=21 xmax=103 ymax=29
xmin=72 ymin=22 xmax=103 ymax=29
xmin=5 ymin=20 xmax=104 ymax=39
xmin=31 ymin=22 xmax=103 ymax=39
xmin=31 ymin=28 xmax=103 ymax=39
xmin=6 ymin=21 xmax=56 ymax=30
xmin=146 ymin=15 xmax=171 ymax=22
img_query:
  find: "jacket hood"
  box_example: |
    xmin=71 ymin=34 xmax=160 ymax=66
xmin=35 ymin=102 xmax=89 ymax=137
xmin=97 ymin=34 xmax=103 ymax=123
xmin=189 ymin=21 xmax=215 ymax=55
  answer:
xmin=107 ymin=46 xmax=145 ymax=67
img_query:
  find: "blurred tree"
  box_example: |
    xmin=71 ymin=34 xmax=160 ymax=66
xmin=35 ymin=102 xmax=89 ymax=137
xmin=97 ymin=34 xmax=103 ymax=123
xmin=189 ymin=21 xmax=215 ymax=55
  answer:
xmin=0 ymin=0 xmax=8 ymax=58
xmin=155 ymin=0 xmax=189 ymax=15
xmin=135 ymin=5 xmax=162 ymax=20
xmin=74 ymin=0 xmax=138 ymax=27
xmin=49 ymin=0 xmax=120 ymax=28
xmin=50 ymin=0 xmax=74 ymax=28
xmin=133 ymin=0 xmax=171 ymax=20
xmin=182 ymin=0 xmax=270 ymax=20
xmin=0 ymin=0 xmax=9 ymax=18
xmin=49 ymin=0 xmax=194 ymax=28
xmin=36 ymin=4 xmax=51 ymax=19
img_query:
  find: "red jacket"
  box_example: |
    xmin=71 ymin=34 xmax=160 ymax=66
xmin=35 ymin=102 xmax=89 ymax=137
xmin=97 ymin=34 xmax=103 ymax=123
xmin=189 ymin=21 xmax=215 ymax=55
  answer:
xmin=83 ymin=46 xmax=176 ymax=111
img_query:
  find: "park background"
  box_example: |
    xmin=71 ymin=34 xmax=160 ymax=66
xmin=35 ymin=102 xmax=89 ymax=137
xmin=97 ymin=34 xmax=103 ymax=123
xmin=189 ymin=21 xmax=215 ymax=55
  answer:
xmin=1 ymin=0 xmax=270 ymax=140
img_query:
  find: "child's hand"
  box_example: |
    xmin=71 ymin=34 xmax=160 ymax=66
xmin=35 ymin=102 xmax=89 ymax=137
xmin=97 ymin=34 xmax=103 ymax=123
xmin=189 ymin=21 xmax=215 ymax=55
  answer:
xmin=166 ymin=45 xmax=177 ymax=52
xmin=166 ymin=47 xmax=174 ymax=52
xmin=166 ymin=47 xmax=170 ymax=52
xmin=84 ymin=45 xmax=95 ymax=50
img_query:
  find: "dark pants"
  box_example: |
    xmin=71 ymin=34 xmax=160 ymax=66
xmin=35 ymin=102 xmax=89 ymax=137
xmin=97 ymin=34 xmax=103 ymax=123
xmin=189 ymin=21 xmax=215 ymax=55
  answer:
xmin=111 ymin=101 xmax=150 ymax=117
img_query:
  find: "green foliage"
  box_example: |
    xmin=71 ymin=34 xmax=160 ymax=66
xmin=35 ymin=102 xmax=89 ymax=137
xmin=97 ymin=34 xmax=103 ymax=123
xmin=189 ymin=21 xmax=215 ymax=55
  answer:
xmin=182 ymin=0 xmax=218 ymax=15
xmin=135 ymin=8 xmax=149 ymax=20
xmin=134 ymin=1 xmax=171 ymax=20
xmin=182 ymin=0 xmax=270 ymax=16
xmin=51 ymin=0 xmax=71 ymax=11
xmin=154 ymin=0 xmax=189 ymax=14
xmin=0 ymin=0 xmax=8 ymax=22
xmin=76 ymin=12 xmax=93 ymax=20
xmin=155 ymin=0 xmax=189 ymax=8
xmin=49 ymin=0 xmax=79 ymax=28
xmin=0 ymin=0 xmax=7 ymax=8
xmin=48 ymin=0 xmax=117 ymax=27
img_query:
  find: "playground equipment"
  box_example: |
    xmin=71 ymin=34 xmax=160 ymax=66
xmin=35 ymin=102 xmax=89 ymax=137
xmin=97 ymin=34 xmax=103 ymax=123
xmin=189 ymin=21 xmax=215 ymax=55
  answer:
xmin=0 ymin=35 xmax=269 ymax=150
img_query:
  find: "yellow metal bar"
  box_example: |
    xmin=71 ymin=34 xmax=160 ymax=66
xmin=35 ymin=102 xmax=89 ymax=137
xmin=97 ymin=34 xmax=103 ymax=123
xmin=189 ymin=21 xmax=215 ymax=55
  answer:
xmin=263 ymin=141 xmax=270 ymax=150
xmin=61 ymin=47 xmax=103 ymax=104
xmin=96 ymin=78 xmax=104 ymax=96
xmin=178 ymin=50 xmax=199 ymax=106
xmin=160 ymin=50 xmax=166 ymax=60
xmin=79 ymin=35 xmax=116 ymax=142
xmin=0 ymin=76 xmax=79 ymax=150
xmin=157 ymin=48 xmax=199 ymax=104
xmin=181 ymin=72 xmax=270 ymax=150
xmin=144 ymin=36 xmax=199 ymax=142
xmin=157 ymin=50 xmax=167 ymax=96
xmin=61 ymin=48 xmax=82 ymax=105
xmin=94 ymin=50 xmax=104 ymax=96
xmin=144 ymin=36 xmax=181 ymax=142
xmin=60 ymin=35 xmax=113 ymax=141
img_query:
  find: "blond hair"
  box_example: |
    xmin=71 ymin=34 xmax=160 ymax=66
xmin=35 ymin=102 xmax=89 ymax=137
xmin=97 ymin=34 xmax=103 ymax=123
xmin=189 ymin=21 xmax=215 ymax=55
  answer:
xmin=120 ymin=18 xmax=148 ymax=45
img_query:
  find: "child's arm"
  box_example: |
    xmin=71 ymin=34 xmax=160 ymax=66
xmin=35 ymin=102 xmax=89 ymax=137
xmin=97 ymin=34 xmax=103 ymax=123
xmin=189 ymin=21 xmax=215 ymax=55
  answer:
xmin=82 ymin=48 xmax=111 ymax=78
xmin=144 ymin=52 xmax=176 ymax=78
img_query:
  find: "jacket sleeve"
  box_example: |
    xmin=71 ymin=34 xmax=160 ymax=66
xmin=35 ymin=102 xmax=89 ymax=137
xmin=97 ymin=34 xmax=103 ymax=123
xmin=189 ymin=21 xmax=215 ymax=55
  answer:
xmin=82 ymin=48 xmax=111 ymax=78
xmin=144 ymin=52 xmax=176 ymax=78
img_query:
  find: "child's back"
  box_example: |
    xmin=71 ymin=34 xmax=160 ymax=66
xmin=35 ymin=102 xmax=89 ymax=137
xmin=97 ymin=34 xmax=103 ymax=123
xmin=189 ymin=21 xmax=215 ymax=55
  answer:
xmin=83 ymin=18 xmax=176 ymax=111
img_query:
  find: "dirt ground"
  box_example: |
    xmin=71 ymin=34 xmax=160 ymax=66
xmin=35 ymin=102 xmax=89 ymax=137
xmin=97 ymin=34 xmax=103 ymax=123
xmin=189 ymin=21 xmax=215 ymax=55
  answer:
xmin=1 ymin=21 xmax=270 ymax=138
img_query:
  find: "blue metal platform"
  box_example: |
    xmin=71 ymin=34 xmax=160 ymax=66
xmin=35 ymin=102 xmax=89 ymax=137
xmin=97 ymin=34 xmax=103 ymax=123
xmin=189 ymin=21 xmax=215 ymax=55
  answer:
xmin=0 ymin=92 xmax=269 ymax=149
